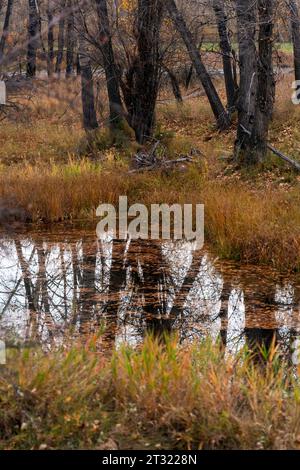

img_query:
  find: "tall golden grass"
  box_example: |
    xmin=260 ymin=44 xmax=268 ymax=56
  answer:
xmin=1 ymin=335 xmax=300 ymax=450
xmin=1 ymin=161 xmax=300 ymax=270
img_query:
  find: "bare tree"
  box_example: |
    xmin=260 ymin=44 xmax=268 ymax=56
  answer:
xmin=47 ymin=0 xmax=54 ymax=77
xmin=165 ymin=0 xmax=230 ymax=130
xmin=95 ymin=0 xmax=125 ymax=129
xmin=289 ymin=0 xmax=300 ymax=81
xmin=163 ymin=65 xmax=183 ymax=103
xmin=123 ymin=0 xmax=163 ymax=143
xmin=66 ymin=0 xmax=75 ymax=77
xmin=55 ymin=0 xmax=66 ymax=75
xmin=212 ymin=0 xmax=237 ymax=110
xmin=235 ymin=0 xmax=275 ymax=164
xmin=247 ymin=0 xmax=275 ymax=163
xmin=76 ymin=3 xmax=98 ymax=131
xmin=234 ymin=0 xmax=258 ymax=161
xmin=0 ymin=0 xmax=14 ymax=64
xmin=27 ymin=0 xmax=39 ymax=77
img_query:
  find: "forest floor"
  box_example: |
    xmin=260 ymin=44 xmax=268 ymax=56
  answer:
xmin=1 ymin=334 xmax=300 ymax=450
xmin=1 ymin=73 xmax=300 ymax=270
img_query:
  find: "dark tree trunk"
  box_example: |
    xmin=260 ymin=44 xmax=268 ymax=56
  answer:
xmin=0 ymin=0 xmax=14 ymax=64
xmin=27 ymin=0 xmax=39 ymax=78
xmin=212 ymin=0 xmax=236 ymax=110
xmin=47 ymin=1 xmax=54 ymax=77
xmin=80 ymin=62 xmax=98 ymax=131
xmin=234 ymin=0 xmax=258 ymax=161
xmin=77 ymin=8 xmax=98 ymax=131
xmin=164 ymin=65 xmax=183 ymax=103
xmin=165 ymin=0 xmax=230 ymax=130
xmin=290 ymin=0 xmax=300 ymax=82
xmin=185 ymin=63 xmax=193 ymax=89
xmin=66 ymin=0 xmax=75 ymax=78
xmin=55 ymin=0 xmax=66 ymax=75
xmin=246 ymin=0 xmax=275 ymax=163
xmin=124 ymin=0 xmax=163 ymax=143
xmin=78 ymin=241 xmax=97 ymax=333
xmin=76 ymin=51 xmax=81 ymax=75
xmin=95 ymin=0 xmax=125 ymax=129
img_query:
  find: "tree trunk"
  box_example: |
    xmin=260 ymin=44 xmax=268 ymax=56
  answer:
xmin=290 ymin=0 xmax=300 ymax=82
xmin=47 ymin=0 xmax=54 ymax=77
xmin=246 ymin=0 xmax=275 ymax=163
xmin=76 ymin=50 xmax=81 ymax=74
xmin=76 ymin=6 xmax=98 ymax=131
xmin=55 ymin=0 xmax=66 ymax=75
xmin=212 ymin=0 xmax=236 ymax=110
xmin=185 ymin=63 xmax=193 ymax=89
xmin=234 ymin=0 xmax=258 ymax=161
xmin=165 ymin=0 xmax=230 ymax=130
xmin=66 ymin=0 xmax=75 ymax=78
xmin=95 ymin=0 xmax=125 ymax=129
xmin=0 ymin=0 xmax=14 ymax=64
xmin=124 ymin=0 xmax=163 ymax=144
xmin=164 ymin=65 xmax=183 ymax=102
xmin=27 ymin=0 xmax=39 ymax=78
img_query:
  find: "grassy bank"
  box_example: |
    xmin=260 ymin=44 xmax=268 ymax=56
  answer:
xmin=1 ymin=335 xmax=300 ymax=450
xmin=1 ymin=162 xmax=300 ymax=270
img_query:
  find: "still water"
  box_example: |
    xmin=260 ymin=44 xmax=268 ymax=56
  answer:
xmin=0 ymin=226 xmax=300 ymax=358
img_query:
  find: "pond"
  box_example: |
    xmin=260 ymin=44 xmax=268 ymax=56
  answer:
xmin=0 ymin=225 xmax=300 ymax=359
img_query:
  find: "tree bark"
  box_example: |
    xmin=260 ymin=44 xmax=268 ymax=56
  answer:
xmin=234 ymin=0 xmax=258 ymax=161
xmin=164 ymin=65 xmax=183 ymax=102
xmin=212 ymin=0 xmax=236 ymax=110
xmin=185 ymin=63 xmax=193 ymax=89
xmin=0 ymin=0 xmax=14 ymax=64
xmin=47 ymin=0 xmax=54 ymax=77
xmin=247 ymin=0 xmax=275 ymax=163
xmin=55 ymin=0 xmax=66 ymax=75
xmin=27 ymin=0 xmax=39 ymax=78
xmin=165 ymin=0 xmax=230 ymax=130
xmin=95 ymin=0 xmax=125 ymax=129
xmin=66 ymin=0 xmax=75 ymax=78
xmin=290 ymin=0 xmax=300 ymax=82
xmin=76 ymin=5 xmax=98 ymax=131
xmin=123 ymin=0 xmax=163 ymax=143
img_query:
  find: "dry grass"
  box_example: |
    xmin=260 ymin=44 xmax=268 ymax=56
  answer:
xmin=1 ymin=335 xmax=300 ymax=450
xmin=1 ymin=161 xmax=300 ymax=270
xmin=203 ymin=183 xmax=300 ymax=270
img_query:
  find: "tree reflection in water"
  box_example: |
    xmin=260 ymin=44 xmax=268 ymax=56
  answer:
xmin=0 ymin=229 xmax=300 ymax=361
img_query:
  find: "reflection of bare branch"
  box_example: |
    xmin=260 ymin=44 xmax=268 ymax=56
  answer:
xmin=170 ymin=248 xmax=203 ymax=316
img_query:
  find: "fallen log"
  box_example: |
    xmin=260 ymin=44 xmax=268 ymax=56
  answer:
xmin=239 ymin=124 xmax=300 ymax=172
xmin=129 ymin=140 xmax=205 ymax=173
xmin=129 ymin=155 xmax=196 ymax=174
xmin=266 ymin=144 xmax=300 ymax=172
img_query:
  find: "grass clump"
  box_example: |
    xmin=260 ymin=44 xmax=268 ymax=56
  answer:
xmin=203 ymin=183 xmax=300 ymax=271
xmin=1 ymin=334 xmax=300 ymax=450
xmin=78 ymin=120 xmax=138 ymax=158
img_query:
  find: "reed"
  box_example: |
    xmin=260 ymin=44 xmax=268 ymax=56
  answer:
xmin=1 ymin=335 xmax=299 ymax=450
